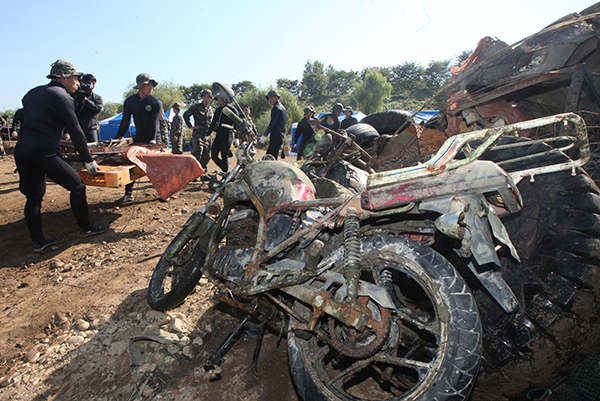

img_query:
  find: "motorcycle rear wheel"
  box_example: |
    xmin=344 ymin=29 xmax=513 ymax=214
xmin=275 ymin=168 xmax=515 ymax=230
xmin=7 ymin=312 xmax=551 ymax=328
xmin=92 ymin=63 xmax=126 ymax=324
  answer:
xmin=288 ymin=235 xmax=481 ymax=401
xmin=147 ymin=226 xmax=206 ymax=311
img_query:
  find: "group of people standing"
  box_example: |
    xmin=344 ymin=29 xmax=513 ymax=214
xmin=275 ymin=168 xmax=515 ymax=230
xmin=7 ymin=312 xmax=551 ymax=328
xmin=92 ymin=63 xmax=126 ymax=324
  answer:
xmin=9 ymin=58 xmax=359 ymax=253
xmin=295 ymin=102 xmax=358 ymax=160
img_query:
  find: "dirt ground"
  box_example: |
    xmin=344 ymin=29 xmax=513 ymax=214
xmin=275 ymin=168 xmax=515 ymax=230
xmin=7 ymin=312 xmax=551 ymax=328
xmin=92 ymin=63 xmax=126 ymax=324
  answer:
xmin=0 ymin=145 xmax=300 ymax=401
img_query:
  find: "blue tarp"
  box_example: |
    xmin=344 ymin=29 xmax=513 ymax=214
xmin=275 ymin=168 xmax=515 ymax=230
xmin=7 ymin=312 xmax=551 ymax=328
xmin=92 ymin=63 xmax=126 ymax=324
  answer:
xmin=98 ymin=107 xmax=184 ymax=141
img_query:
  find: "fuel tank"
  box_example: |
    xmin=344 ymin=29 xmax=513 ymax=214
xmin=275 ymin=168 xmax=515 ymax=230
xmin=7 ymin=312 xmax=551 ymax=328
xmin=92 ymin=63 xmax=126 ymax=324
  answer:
xmin=243 ymin=160 xmax=316 ymax=211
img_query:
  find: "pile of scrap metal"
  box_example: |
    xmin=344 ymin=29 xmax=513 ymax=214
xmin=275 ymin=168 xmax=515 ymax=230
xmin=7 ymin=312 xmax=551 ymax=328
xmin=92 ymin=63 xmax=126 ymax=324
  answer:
xmin=59 ymin=137 xmax=167 ymax=168
xmin=329 ymin=3 xmax=600 ymax=182
xmin=442 ymin=2 xmax=600 ymax=178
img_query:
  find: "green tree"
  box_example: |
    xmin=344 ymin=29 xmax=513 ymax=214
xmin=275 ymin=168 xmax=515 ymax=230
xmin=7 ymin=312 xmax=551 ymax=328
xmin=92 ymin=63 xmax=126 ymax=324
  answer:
xmin=180 ymin=83 xmax=212 ymax=106
xmin=238 ymin=87 xmax=301 ymax=138
xmin=300 ymin=60 xmax=327 ymax=98
xmin=123 ymin=80 xmax=185 ymax=112
xmin=325 ymin=66 xmax=359 ymax=96
xmin=390 ymin=61 xmax=424 ymax=92
xmin=98 ymin=101 xmax=123 ymax=120
xmin=353 ymin=69 xmax=392 ymax=114
xmin=454 ymin=50 xmax=473 ymax=67
xmin=423 ymin=60 xmax=451 ymax=91
xmin=276 ymin=78 xmax=300 ymax=97
xmin=231 ymin=80 xmax=256 ymax=98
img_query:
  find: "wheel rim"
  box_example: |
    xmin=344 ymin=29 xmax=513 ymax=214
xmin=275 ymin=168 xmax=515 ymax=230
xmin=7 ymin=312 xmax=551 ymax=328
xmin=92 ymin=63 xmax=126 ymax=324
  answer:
xmin=154 ymin=236 xmax=200 ymax=298
xmin=293 ymin=258 xmax=448 ymax=400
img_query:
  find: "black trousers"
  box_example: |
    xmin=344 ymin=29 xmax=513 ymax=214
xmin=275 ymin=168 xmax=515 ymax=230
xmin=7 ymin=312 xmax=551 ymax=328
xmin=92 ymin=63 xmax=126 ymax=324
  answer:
xmin=211 ymin=133 xmax=232 ymax=172
xmin=267 ymin=134 xmax=283 ymax=160
xmin=16 ymin=152 xmax=90 ymax=242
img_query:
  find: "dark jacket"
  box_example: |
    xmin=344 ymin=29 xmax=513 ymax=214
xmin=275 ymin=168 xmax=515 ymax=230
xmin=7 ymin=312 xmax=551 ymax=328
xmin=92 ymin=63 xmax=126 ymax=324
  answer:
xmin=296 ymin=117 xmax=315 ymax=145
xmin=115 ymin=93 xmax=163 ymax=143
xmin=320 ymin=113 xmax=340 ymax=131
xmin=75 ymin=91 xmax=103 ymax=131
xmin=208 ymin=104 xmax=238 ymax=138
xmin=15 ymin=80 xmax=92 ymax=163
xmin=265 ymin=101 xmax=287 ymax=139
xmin=12 ymin=108 xmax=24 ymax=133
xmin=340 ymin=116 xmax=358 ymax=130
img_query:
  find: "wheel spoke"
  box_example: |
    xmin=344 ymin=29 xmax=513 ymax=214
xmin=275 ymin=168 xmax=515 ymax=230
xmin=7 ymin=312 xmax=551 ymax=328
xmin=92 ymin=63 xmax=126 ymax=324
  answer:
xmin=325 ymin=357 xmax=373 ymax=388
xmin=395 ymin=308 xmax=440 ymax=336
xmin=373 ymin=353 xmax=433 ymax=381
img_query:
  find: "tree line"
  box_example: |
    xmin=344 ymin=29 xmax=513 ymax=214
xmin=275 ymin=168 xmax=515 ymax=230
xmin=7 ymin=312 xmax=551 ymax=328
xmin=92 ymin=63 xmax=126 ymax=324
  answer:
xmin=2 ymin=51 xmax=471 ymax=139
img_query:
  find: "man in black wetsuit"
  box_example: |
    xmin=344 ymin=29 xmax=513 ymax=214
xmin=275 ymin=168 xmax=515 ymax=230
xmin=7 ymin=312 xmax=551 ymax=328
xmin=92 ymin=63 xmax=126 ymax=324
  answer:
xmin=320 ymin=103 xmax=343 ymax=132
xmin=208 ymin=94 xmax=238 ymax=172
xmin=264 ymin=90 xmax=287 ymax=160
xmin=296 ymin=106 xmax=316 ymax=160
xmin=15 ymin=60 xmax=109 ymax=252
xmin=340 ymin=106 xmax=358 ymax=130
xmin=114 ymin=73 xmax=163 ymax=202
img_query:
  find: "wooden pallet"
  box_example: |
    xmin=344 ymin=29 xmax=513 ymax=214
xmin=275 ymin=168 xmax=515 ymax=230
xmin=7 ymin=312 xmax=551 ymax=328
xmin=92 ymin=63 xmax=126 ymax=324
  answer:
xmin=74 ymin=165 xmax=146 ymax=188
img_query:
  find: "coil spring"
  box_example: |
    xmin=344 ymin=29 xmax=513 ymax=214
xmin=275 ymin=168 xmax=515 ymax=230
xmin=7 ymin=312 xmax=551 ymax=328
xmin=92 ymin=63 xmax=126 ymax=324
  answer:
xmin=344 ymin=208 xmax=361 ymax=276
xmin=380 ymin=269 xmax=393 ymax=285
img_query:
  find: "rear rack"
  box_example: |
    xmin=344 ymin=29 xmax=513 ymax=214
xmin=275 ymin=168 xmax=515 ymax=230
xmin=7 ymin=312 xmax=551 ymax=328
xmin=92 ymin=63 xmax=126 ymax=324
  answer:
xmin=367 ymin=113 xmax=589 ymax=188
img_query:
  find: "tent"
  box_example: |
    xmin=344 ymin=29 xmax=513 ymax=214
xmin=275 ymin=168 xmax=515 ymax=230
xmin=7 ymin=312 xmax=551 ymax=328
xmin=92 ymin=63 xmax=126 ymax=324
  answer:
xmin=98 ymin=107 xmax=185 ymax=141
xmin=98 ymin=112 xmax=134 ymax=141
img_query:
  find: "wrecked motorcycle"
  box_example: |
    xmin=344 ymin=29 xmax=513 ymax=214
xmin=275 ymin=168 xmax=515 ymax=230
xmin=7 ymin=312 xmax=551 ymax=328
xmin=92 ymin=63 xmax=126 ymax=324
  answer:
xmin=147 ymin=82 xmax=589 ymax=400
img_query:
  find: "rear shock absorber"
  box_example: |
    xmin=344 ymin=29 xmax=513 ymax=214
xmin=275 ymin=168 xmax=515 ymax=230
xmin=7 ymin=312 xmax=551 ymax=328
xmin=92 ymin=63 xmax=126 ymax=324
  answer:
xmin=344 ymin=207 xmax=361 ymax=306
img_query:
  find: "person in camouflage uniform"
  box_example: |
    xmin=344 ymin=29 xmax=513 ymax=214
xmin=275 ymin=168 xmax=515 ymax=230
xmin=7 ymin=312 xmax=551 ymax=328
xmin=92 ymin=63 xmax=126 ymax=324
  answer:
xmin=170 ymin=102 xmax=184 ymax=155
xmin=159 ymin=115 xmax=170 ymax=145
xmin=183 ymin=89 xmax=214 ymax=170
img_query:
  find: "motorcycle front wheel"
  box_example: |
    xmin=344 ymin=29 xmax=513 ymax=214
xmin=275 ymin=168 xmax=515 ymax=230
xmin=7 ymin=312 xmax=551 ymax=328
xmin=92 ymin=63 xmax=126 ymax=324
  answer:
xmin=288 ymin=235 xmax=481 ymax=401
xmin=147 ymin=226 xmax=206 ymax=311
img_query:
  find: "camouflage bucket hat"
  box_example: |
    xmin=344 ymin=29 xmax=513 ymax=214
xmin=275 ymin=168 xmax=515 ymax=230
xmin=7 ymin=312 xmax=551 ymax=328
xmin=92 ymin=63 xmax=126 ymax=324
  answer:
xmin=266 ymin=89 xmax=281 ymax=99
xmin=46 ymin=60 xmax=83 ymax=79
xmin=332 ymin=103 xmax=344 ymax=113
xmin=133 ymin=73 xmax=158 ymax=89
xmin=344 ymin=106 xmax=353 ymax=112
xmin=304 ymin=106 xmax=316 ymax=115
xmin=172 ymin=102 xmax=182 ymax=109
xmin=200 ymin=89 xmax=213 ymax=98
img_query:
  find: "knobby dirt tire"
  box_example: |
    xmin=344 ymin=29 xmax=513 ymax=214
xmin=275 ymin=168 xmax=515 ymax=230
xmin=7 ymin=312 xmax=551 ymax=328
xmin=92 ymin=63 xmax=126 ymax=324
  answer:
xmin=147 ymin=226 xmax=206 ymax=311
xmin=471 ymin=168 xmax=600 ymax=400
xmin=288 ymin=235 xmax=481 ymax=401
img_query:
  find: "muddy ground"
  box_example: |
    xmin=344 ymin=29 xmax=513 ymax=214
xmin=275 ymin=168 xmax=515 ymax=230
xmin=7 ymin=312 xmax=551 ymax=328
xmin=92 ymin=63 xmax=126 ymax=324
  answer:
xmin=0 ymin=145 xmax=299 ymax=401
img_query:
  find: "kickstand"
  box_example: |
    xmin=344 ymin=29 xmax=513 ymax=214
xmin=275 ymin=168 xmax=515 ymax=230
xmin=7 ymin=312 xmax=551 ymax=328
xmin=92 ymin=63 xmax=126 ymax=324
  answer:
xmin=204 ymin=315 xmax=250 ymax=379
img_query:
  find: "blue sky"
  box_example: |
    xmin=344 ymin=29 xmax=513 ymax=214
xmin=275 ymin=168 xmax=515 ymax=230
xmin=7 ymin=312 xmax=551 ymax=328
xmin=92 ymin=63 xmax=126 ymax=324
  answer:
xmin=0 ymin=0 xmax=594 ymax=111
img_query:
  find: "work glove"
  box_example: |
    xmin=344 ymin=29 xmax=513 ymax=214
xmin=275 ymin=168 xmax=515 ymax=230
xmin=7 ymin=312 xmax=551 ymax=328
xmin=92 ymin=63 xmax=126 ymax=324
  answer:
xmin=85 ymin=161 xmax=100 ymax=175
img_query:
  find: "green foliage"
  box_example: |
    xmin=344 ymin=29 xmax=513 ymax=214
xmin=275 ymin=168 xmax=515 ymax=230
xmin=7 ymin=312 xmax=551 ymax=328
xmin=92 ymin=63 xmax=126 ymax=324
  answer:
xmin=231 ymin=80 xmax=256 ymax=98
xmin=277 ymin=78 xmax=300 ymax=96
xmin=0 ymin=108 xmax=17 ymax=121
xmin=454 ymin=50 xmax=473 ymax=67
xmin=98 ymin=102 xmax=123 ymax=120
xmin=180 ymin=83 xmax=212 ymax=106
xmin=390 ymin=61 xmax=425 ymax=92
xmin=423 ymin=60 xmax=452 ymax=91
xmin=122 ymin=80 xmax=185 ymax=112
xmin=300 ymin=60 xmax=327 ymax=98
xmin=238 ymin=87 xmax=301 ymax=137
xmin=326 ymin=66 xmax=360 ymax=97
xmin=353 ymin=69 xmax=392 ymax=114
